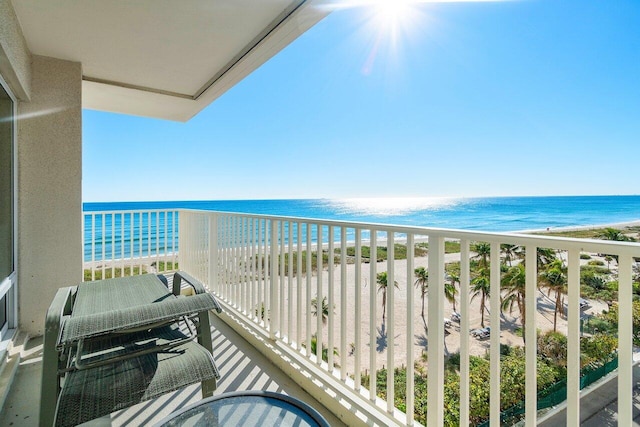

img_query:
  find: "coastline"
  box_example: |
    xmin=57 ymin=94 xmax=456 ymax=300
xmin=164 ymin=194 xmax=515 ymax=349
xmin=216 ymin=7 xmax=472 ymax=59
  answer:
xmin=517 ymin=219 xmax=640 ymax=235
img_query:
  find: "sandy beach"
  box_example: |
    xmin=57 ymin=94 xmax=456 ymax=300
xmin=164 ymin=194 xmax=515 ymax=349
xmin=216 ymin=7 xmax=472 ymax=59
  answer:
xmin=275 ymin=221 xmax=639 ymax=377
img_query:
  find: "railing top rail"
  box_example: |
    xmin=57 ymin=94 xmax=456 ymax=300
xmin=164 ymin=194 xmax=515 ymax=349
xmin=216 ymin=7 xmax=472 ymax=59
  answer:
xmin=179 ymin=209 xmax=640 ymax=257
xmin=84 ymin=209 xmax=180 ymax=215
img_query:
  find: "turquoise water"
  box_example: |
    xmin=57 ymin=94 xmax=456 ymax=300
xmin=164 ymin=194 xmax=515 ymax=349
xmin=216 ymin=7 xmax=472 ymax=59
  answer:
xmin=83 ymin=195 xmax=640 ymax=262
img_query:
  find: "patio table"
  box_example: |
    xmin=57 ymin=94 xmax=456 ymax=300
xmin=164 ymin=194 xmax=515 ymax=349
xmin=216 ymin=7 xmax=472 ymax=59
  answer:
xmin=155 ymin=391 xmax=330 ymax=427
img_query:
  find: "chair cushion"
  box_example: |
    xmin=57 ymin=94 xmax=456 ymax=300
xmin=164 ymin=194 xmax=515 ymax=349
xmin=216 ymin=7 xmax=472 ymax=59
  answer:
xmin=55 ymin=325 xmax=219 ymax=427
xmin=60 ymin=293 xmax=220 ymax=345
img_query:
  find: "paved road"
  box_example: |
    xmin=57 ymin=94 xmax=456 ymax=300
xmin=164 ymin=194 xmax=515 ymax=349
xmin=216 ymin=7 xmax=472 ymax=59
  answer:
xmin=539 ymin=363 xmax=640 ymax=426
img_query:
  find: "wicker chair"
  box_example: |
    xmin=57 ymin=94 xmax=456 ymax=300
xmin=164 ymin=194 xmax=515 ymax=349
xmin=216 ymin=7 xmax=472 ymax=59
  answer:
xmin=39 ymin=272 xmax=222 ymax=427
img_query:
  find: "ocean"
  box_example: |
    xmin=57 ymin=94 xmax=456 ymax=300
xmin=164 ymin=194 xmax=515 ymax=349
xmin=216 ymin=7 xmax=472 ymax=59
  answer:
xmin=85 ymin=195 xmax=640 ymax=232
xmin=83 ymin=195 xmax=640 ymax=262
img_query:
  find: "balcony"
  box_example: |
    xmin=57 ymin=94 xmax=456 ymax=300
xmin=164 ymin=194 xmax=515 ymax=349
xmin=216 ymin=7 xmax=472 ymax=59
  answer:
xmin=3 ymin=208 xmax=640 ymax=426
xmin=0 ymin=273 xmax=346 ymax=426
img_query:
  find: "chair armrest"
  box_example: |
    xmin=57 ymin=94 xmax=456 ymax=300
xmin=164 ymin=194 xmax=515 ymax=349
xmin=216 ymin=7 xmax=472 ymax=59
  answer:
xmin=173 ymin=271 xmax=222 ymax=313
xmin=40 ymin=286 xmax=75 ymax=427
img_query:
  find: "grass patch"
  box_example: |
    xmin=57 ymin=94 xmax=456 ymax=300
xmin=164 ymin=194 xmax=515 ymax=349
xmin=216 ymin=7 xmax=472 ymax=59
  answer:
xmin=84 ymin=266 xmax=148 ymax=281
xmin=153 ymin=261 xmax=179 ymax=271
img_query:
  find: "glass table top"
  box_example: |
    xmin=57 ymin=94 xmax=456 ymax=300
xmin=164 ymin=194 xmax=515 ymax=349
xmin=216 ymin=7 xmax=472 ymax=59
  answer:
xmin=157 ymin=391 xmax=330 ymax=427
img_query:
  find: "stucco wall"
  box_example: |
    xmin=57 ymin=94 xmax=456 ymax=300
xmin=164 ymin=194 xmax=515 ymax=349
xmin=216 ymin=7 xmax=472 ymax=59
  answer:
xmin=17 ymin=55 xmax=82 ymax=336
xmin=0 ymin=0 xmax=31 ymax=100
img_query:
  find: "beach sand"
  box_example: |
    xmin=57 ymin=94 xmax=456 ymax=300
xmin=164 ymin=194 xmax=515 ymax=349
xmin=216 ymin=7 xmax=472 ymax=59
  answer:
xmin=278 ymin=250 xmax=611 ymax=378
xmin=274 ymin=217 xmax=640 ymax=377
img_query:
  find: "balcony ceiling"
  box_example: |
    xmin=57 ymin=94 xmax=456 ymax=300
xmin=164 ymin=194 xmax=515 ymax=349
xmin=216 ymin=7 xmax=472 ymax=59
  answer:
xmin=11 ymin=0 xmax=328 ymax=121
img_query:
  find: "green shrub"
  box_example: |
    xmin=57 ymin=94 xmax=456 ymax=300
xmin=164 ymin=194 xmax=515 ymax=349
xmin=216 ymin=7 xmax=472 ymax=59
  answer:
xmin=580 ymin=253 xmax=592 ymax=260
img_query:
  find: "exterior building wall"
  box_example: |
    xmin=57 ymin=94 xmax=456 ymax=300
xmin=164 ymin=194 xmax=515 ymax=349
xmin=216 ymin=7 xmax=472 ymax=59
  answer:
xmin=0 ymin=0 xmax=32 ymax=100
xmin=17 ymin=55 xmax=82 ymax=336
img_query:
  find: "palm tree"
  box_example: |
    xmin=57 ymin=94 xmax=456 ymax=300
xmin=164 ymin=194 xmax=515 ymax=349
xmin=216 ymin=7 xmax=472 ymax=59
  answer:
xmin=377 ymin=271 xmax=398 ymax=322
xmin=414 ymin=267 xmax=429 ymax=329
xmin=536 ymin=247 xmax=558 ymax=271
xmin=517 ymin=247 xmax=558 ymax=271
xmin=500 ymin=244 xmax=523 ymax=267
xmin=501 ymin=264 xmax=527 ymax=343
xmin=471 ymin=267 xmax=491 ymax=327
xmin=445 ymin=271 xmax=459 ymax=312
xmin=305 ymin=334 xmax=339 ymax=363
xmin=598 ymin=227 xmax=633 ymax=242
xmin=472 ymin=242 xmax=491 ymax=269
xmin=539 ymin=261 xmax=567 ymax=332
xmin=311 ymin=295 xmax=331 ymax=325
xmin=596 ymin=228 xmax=633 ymax=262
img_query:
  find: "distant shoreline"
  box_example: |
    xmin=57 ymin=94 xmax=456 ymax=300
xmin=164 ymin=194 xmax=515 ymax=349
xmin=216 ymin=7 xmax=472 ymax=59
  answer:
xmin=519 ymin=219 xmax=640 ymax=235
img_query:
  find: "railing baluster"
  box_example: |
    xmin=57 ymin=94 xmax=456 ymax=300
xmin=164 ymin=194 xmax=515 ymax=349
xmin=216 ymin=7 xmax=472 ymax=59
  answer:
xmin=340 ymin=226 xmax=347 ymax=381
xmin=91 ymin=214 xmax=95 ymax=281
xmin=258 ymin=218 xmax=264 ymax=324
xmin=306 ymin=223 xmax=312 ymax=356
xmin=249 ymin=218 xmax=258 ymax=318
xmin=233 ymin=216 xmax=239 ymax=308
xmin=155 ymin=212 xmax=159 ymax=272
xmin=490 ymin=242 xmax=501 ymax=426
xmin=406 ymin=234 xmax=415 ymax=426
xmin=460 ymin=239 xmax=470 ymax=427
xmin=111 ymin=213 xmax=115 ymax=278
xmin=427 ymin=235 xmax=445 ymax=426
xmin=288 ymin=221 xmax=294 ymax=345
xmin=247 ymin=217 xmax=251 ymax=314
xmin=297 ymin=222 xmax=303 ymax=350
xmin=567 ymin=248 xmax=581 ymax=427
xmin=172 ymin=211 xmax=177 ymax=269
xmin=386 ymin=232 xmax=395 ymax=414
xmin=316 ymin=223 xmax=323 ymax=365
xmin=208 ymin=214 xmax=218 ymax=294
xmin=525 ymin=244 xmax=538 ymax=426
xmin=270 ymin=220 xmax=278 ymax=339
xmin=327 ymin=226 xmax=335 ymax=371
xmin=147 ymin=212 xmax=151 ymax=271
xmin=354 ymin=228 xmax=362 ymax=391
xmin=138 ymin=212 xmax=143 ymax=275
xmin=101 ymin=213 xmax=106 ymax=279
xmin=120 ymin=213 xmax=125 ymax=278
xmin=280 ymin=221 xmax=286 ymax=341
xmin=619 ymin=254 xmax=633 ymax=427
xmin=369 ymin=229 xmax=377 ymax=401
xmin=129 ymin=213 xmax=134 ymax=277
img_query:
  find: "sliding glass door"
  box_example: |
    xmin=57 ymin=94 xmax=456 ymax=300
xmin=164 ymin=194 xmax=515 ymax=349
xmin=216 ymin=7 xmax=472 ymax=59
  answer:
xmin=0 ymin=77 xmax=16 ymax=340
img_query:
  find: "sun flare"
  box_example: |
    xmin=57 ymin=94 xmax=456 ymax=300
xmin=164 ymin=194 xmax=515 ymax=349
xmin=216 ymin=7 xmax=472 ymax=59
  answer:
xmin=322 ymin=0 xmax=508 ymax=75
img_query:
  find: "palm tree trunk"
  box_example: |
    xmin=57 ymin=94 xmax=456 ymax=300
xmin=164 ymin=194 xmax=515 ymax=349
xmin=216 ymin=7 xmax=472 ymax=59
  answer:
xmin=480 ymin=293 xmax=486 ymax=327
xmin=382 ymin=292 xmax=387 ymax=322
xmin=519 ymin=297 xmax=526 ymax=344
xmin=553 ymin=292 xmax=561 ymax=332
xmin=421 ymin=295 xmax=427 ymax=330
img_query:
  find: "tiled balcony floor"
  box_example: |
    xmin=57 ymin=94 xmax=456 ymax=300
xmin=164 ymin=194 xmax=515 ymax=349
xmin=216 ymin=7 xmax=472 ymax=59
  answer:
xmin=0 ymin=312 xmax=346 ymax=426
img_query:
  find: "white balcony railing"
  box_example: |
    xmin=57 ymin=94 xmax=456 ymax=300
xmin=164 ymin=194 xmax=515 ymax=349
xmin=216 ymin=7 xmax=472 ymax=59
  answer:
xmin=178 ymin=209 xmax=640 ymax=426
xmin=83 ymin=208 xmax=640 ymax=425
xmin=83 ymin=209 xmax=179 ymax=281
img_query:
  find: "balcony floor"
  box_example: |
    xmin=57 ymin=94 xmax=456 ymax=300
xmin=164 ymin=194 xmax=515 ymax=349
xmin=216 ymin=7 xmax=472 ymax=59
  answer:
xmin=0 ymin=312 xmax=346 ymax=426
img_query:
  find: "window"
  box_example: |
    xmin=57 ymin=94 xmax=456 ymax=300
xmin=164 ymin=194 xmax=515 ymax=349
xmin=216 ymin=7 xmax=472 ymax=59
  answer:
xmin=0 ymin=77 xmax=16 ymax=338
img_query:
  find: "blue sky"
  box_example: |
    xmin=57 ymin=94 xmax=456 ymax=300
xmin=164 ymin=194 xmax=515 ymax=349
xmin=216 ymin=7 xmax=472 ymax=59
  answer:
xmin=83 ymin=0 xmax=640 ymax=202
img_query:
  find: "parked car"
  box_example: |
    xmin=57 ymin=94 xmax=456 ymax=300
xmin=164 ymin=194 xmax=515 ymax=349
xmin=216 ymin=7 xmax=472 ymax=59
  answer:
xmin=471 ymin=327 xmax=491 ymax=339
xmin=580 ymin=298 xmax=590 ymax=310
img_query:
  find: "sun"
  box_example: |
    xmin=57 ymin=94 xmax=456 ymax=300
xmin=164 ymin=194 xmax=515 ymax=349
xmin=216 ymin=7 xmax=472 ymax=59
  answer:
xmin=371 ymin=0 xmax=415 ymax=30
